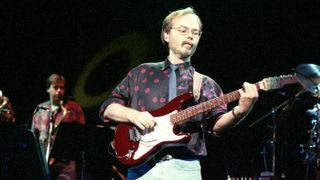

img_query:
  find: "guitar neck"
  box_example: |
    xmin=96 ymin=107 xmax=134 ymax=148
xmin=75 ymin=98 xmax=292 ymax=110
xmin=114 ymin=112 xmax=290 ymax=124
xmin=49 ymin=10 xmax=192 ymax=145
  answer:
xmin=170 ymin=89 xmax=241 ymax=125
xmin=170 ymin=75 xmax=298 ymax=125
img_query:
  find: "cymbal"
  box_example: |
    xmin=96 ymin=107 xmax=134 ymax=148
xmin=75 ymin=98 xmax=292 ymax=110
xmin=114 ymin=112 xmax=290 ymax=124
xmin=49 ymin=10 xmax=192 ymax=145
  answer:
xmin=295 ymin=64 xmax=320 ymax=95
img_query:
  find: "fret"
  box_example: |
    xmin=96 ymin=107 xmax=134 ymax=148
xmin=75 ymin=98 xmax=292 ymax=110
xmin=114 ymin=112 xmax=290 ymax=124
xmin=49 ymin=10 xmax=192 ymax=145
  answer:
xmin=188 ymin=109 xmax=192 ymax=118
xmin=176 ymin=115 xmax=180 ymax=123
xmin=186 ymin=110 xmax=191 ymax=118
xmin=182 ymin=111 xmax=186 ymax=119
xmin=201 ymin=104 xmax=206 ymax=112
xmin=223 ymin=96 xmax=228 ymax=103
xmin=233 ymin=93 xmax=237 ymax=100
xmin=181 ymin=111 xmax=185 ymax=120
xmin=188 ymin=108 xmax=192 ymax=117
xmin=213 ymin=99 xmax=218 ymax=106
xmin=170 ymin=115 xmax=174 ymax=123
xmin=196 ymin=105 xmax=201 ymax=114
xmin=205 ymin=102 xmax=211 ymax=111
xmin=192 ymin=107 xmax=196 ymax=116
xmin=210 ymin=100 xmax=215 ymax=108
xmin=186 ymin=109 xmax=190 ymax=118
xmin=219 ymin=98 xmax=223 ymax=105
xmin=202 ymin=103 xmax=206 ymax=112
xmin=197 ymin=105 xmax=201 ymax=113
xmin=190 ymin=107 xmax=194 ymax=117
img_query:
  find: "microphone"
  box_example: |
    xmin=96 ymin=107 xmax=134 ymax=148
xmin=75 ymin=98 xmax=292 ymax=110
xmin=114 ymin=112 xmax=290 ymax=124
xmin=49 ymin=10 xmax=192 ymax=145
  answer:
xmin=0 ymin=108 xmax=10 ymax=113
xmin=37 ymin=106 xmax=49 ymax=111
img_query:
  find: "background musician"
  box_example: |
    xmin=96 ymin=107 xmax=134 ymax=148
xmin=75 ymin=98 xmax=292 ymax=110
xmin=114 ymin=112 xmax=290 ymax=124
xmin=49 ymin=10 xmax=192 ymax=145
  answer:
xmin=32 ymin=73 xmax=85 ymax=180
xmin=0 ymin=90 xmax=16 ymax=123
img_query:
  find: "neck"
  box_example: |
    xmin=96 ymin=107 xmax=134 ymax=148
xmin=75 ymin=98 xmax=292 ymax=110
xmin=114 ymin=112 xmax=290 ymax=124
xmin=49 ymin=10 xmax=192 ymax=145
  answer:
xmin=167 ymin=54 xmax=190 ymax=64
xmin=50 ymin=99 xmax=62 ymax=106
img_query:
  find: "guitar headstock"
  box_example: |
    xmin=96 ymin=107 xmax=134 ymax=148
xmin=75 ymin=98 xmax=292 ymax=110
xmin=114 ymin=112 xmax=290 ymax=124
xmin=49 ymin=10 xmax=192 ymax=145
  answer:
xmin=258 ymin=74 xmax=298 ymax=91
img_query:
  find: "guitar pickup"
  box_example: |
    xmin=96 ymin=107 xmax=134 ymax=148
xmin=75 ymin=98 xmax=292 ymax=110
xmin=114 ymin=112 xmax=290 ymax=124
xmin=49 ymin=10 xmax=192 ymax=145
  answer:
xmin=128 ymin=127 xmax=141 ymax=142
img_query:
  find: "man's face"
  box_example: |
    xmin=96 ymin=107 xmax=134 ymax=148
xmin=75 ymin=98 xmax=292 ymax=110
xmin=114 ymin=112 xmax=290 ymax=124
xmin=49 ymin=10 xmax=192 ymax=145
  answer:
xmin=47 ymin=81 xmax=65 ymax=104
xmin=164 ymin=14 xmax=201 ymax=59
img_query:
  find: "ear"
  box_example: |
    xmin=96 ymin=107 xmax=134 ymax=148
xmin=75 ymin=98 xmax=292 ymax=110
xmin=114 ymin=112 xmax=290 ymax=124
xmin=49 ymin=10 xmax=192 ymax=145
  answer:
xmin=46 ymin=89 xmax=50 ymax=93
xmin=163 ymin=32 xmax=169 ymax=43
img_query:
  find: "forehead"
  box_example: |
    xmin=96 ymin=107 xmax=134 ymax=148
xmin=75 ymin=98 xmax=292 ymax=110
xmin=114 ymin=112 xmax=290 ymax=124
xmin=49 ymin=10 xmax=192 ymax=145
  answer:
xmin=50 ymin=81 xmax=65 ymax=87
xmin=171 ymin=14 xmax=201 ymax=29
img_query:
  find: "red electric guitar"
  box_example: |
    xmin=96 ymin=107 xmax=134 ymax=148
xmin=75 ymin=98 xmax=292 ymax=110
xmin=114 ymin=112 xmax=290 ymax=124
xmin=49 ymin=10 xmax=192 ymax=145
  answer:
xmin=113 ymin=75 xmax=298 ymax=166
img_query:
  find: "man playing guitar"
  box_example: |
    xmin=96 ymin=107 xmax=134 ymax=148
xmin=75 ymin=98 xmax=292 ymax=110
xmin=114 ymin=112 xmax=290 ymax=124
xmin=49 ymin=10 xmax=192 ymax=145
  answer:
xmin=100 ymin=7 xmax=258 ymax=180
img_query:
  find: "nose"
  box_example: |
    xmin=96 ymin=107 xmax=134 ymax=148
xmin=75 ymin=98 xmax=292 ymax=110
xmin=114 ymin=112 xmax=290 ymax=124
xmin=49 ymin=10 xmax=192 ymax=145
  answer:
xmin=186 ymin=30 xmax=194 ymax=39
xmin=56 ymin=88 xmax=63 ymax=94
xmin=186 ymin=33 xmax=193 ymax=39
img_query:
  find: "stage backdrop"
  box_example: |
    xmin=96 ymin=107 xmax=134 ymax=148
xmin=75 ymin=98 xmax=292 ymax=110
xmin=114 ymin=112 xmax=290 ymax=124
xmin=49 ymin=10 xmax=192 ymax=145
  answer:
xmin=1 ymin=1 xmax=319 ymax=178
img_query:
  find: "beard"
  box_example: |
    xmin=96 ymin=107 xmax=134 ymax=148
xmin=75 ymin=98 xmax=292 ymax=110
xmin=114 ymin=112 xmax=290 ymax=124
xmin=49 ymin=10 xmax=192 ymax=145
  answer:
xmin=168 ymin=40 xmax=198 ymax=60
xmin=178 ymin=46 xmax=197 ymax=59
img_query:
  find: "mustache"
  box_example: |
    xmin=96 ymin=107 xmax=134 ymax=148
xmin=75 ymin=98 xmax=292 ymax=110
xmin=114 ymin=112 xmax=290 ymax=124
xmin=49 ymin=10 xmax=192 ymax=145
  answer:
xmin=182 ymin=41 xmax=193 ymax=46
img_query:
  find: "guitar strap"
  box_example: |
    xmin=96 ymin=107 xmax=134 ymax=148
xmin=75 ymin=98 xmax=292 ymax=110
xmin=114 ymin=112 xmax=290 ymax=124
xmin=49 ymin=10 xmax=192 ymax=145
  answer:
xmin=193 ymin=71 xmax=204 ymax=102
xmin=193 ymin=70 xmax=208 ymax=155
xmin=153 ymin=71 xmax=206 ymax=158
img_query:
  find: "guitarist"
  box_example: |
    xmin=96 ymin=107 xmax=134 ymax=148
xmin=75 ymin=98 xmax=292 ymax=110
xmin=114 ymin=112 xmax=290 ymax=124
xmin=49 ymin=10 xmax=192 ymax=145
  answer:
xmin=100 ymin=7 xmax=258 ymax=180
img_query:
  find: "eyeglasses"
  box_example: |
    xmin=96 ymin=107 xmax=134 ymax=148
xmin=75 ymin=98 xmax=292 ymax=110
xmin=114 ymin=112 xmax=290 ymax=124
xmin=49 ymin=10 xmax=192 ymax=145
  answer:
xmin=171 ymin=26 xmax=202 ymax=37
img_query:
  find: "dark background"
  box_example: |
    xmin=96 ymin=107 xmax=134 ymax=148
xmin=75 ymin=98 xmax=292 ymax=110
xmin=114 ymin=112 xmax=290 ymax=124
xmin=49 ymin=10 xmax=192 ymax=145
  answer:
xmin=1 ymin=1 xmax=319 ymax=179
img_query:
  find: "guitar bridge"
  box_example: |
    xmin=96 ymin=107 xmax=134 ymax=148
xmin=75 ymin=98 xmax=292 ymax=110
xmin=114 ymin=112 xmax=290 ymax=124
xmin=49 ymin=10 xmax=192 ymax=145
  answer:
xmin=125 ymin=147 xmax=135 ymax=160
xmin=128 ymin=127 xmax=141 ymax=142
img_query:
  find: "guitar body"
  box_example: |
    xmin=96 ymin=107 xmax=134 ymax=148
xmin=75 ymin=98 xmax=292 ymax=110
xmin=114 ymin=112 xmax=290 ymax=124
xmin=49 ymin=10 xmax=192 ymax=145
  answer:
xmin=113 ymin=93 xmax=194 ymax=166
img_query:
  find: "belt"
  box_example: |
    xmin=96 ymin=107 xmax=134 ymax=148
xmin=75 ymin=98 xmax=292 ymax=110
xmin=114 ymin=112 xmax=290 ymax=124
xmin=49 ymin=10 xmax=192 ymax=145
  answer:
xmin=158 ymin=153 xmax=198 ymax=161
xmin=143 ymin=151 xmax=199 ymax=169
xmin=152 ymin=148 xmax=199 ymax=162
xmin=144 ymin=144 xmax=199 ymax=167
xmin=159 ymin=154 xmax=173 ymax=161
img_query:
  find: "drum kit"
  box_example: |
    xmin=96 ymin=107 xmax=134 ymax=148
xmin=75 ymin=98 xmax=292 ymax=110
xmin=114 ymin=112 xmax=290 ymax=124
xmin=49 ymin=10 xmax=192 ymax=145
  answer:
xmin=296 ymin=64 xmax=320 ymax=179
xmin=249 ymin=63 xmax=320 ymax=179
xmin=296 ymin=64 xmax=320 ymax=151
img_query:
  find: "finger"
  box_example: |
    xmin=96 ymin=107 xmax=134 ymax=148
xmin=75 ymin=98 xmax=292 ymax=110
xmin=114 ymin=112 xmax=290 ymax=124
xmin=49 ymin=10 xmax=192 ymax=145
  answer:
xmin=150 ymin=119 xmax=156 ymax=127
xmin=146 ymin=119 xmax=157 ymax=129
xmin=144 ymin=113 xmax=156 ymax=128
xmin=246 ymin=84 xmax=258 ymax=99
xmin=135 ymin=121 xmax=146 ymax=130
xmin=238 ymin=88 xmax=245 ymax=97
xmin=243 ymin=82 xmax=257 ymax=97
xmin=139 ymin=116 xmax=152 ymax=129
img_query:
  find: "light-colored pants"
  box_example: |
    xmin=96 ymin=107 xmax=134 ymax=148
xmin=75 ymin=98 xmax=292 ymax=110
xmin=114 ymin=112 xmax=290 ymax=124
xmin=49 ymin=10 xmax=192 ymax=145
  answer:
xmin=133 ymin=158 xmax=201 ymax=180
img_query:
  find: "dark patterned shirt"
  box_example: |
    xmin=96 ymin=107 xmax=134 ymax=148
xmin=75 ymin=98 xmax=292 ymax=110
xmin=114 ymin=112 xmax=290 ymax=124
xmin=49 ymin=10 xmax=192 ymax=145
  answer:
xmin=100 ymin=59 xmax=227 ymax=155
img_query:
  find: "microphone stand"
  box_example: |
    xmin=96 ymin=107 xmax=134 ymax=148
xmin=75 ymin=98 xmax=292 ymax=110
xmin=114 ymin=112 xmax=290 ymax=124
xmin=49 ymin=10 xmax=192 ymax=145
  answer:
xmin=29 ymin=106 xmax=54 ymax=163
xmin=249 ymin=94 xmax=298 ymax=178
xmin=255 ymin=107 xmax=278 ymax=177
xmin=249 ymin=99 xmax=291 ymax=128
xmin=25 ymin=106 xmax=52 ymax=178
xmin=46 ymin=110 xmax=54 ymax=162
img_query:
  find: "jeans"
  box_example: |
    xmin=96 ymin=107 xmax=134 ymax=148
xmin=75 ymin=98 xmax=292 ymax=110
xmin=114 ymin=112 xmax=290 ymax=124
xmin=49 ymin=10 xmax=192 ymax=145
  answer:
xmin=127 ymin=158 xmax=201 ymax=180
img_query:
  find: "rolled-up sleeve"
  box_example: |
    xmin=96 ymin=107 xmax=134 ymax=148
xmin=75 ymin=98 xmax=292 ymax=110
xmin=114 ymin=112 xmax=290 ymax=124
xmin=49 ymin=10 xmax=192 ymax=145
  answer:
xmin=99 ymin=71 xmax=133 ymax=123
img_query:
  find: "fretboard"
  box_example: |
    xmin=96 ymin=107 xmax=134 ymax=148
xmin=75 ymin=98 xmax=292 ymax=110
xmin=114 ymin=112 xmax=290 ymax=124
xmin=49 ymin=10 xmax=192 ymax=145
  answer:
xmin=170 ymin=74 xmax=298 ymax=125
xmin=170 ymin=89 xmax=241 ymax=125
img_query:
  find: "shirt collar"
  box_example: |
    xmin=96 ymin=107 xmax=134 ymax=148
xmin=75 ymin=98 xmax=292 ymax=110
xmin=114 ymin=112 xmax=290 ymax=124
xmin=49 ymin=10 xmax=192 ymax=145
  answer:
xmin=162 ymin=58 xmax=193 ymax=74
